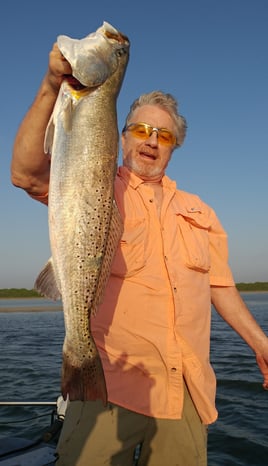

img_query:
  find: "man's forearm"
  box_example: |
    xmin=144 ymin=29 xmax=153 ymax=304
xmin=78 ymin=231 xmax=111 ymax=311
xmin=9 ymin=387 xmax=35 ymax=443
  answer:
xmin=11 ymin=43 xmax=72 ymax=196
xmin=211 ymin=286 xmax=267 ymax=354
xmin=10 ymin=76 xmax=57 ymax=195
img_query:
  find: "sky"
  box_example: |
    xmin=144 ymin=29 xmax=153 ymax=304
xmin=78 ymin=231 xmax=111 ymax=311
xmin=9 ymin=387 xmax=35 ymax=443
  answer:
xmin=1 ymin=0 xmax=268 ymax=288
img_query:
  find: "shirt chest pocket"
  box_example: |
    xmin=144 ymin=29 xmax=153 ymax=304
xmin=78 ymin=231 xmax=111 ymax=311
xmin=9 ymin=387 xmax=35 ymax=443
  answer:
xmin=176 ymin=213 xmax=211 ymax=272
xmin=111 ymin=217 xmax=146 ymax=278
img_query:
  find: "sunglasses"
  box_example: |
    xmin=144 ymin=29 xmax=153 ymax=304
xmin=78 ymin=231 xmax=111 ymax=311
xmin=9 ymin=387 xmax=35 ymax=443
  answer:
xmin=123 ymin=122 xmax=177 ymax=147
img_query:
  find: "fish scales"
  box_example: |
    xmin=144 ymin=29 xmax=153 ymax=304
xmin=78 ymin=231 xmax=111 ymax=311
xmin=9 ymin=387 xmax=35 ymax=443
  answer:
xmin=35 ymin=22 xmax=129 ymax=403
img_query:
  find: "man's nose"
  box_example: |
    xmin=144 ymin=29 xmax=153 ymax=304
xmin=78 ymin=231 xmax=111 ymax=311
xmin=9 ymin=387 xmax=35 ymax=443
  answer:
xmin=146 ymin=130 xmax=158 ymax=145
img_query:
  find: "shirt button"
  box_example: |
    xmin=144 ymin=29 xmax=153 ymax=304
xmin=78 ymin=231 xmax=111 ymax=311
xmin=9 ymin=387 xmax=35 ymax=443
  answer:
xmin=149 ymin=198 xmax=153 ymax=203
xmin=171 ymin=367 xmax=177 ymax=372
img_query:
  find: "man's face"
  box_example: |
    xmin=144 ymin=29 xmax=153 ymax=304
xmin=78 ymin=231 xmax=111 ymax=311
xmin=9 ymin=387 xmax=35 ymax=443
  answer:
xmin=121 ymin=105 xmax=176 ymax=181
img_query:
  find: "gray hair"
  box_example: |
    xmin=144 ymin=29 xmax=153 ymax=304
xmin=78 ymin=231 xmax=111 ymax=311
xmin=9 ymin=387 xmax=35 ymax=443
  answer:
xmin=123 ymin=90 xmax=187 ymax=147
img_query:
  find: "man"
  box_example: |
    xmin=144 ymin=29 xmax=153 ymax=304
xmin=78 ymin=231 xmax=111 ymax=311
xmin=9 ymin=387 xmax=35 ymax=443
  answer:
xmin=11 ymin=43 xmax=268 ymax=466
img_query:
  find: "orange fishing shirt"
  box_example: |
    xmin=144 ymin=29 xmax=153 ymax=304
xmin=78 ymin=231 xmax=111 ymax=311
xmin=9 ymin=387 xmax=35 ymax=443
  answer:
xmin=92 ymin=167 xmax=234 ymax=424
xmin=30 ymin=166 xmax=235 ymax=424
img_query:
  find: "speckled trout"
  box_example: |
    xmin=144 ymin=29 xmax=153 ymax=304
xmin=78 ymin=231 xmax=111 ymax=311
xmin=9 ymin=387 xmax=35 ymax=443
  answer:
xmin=35 ymin=22 xmax=129 ymax=403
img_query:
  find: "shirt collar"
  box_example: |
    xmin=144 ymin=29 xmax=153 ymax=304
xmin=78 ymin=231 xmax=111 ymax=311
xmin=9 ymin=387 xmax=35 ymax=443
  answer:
xmin=117 ymin=166 xmax=177 ymax=192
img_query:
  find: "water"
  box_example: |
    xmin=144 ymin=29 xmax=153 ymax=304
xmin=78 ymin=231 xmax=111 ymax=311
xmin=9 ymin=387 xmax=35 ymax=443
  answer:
xmin=208 ymin=293 xmax=268 ymax=465
xmin=0 ymin=293 xmax=267 ymax=465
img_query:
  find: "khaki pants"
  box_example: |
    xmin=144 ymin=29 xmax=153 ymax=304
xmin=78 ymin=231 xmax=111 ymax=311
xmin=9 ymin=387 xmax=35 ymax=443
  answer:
xmin=55 ymin=383 xmax=207 ymax=466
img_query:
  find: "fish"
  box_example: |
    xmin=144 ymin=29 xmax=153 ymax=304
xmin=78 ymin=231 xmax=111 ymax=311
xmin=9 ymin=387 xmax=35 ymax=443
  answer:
xmin=34 ymin=22 xmax=130 ymax=404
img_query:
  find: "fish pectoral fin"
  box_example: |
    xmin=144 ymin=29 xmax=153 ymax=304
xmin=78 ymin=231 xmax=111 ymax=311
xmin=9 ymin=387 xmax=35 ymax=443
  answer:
xmin=61 ymin=97 xmax=74 ymax=132
xmin=44 ymin=114 xmax=55 ymax=155
xmin=34 ymin=257 xmax=61 ymax=300
xmin=44 ymin=86 xmax=74 ymax=154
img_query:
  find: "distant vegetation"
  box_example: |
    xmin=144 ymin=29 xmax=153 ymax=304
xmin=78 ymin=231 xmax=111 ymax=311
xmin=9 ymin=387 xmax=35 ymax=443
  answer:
xmin=0 ymin=288 xmax=41 ymax=298
xmin=0 ymin=283 xmax=268 ymax=298
xmin=236 ymin=282 xmax=268 ymax=292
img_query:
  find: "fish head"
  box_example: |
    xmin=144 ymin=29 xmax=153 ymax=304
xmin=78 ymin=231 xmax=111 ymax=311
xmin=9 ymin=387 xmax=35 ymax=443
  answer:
xmin=57 ymin=21 xmax=130 ymax=89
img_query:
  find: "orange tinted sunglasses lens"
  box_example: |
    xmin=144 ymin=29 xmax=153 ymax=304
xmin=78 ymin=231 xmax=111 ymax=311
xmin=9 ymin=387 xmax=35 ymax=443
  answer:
xmin=124 ymin=123 xmax=176 ymax=146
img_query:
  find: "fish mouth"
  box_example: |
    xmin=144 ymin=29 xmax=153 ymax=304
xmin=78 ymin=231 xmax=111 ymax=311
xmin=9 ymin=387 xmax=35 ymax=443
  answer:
xmin=64 ymin=74 xmax=87 ymax=91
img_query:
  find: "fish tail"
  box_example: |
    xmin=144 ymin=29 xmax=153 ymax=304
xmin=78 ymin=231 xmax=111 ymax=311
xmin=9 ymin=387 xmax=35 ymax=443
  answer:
xmin=61 ymin=353 xmax=107 ymax=405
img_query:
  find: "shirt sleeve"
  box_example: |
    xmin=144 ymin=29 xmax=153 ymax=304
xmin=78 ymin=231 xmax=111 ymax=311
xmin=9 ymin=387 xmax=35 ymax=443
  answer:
xmin=208 ymin=208 xmax=235 ymax=286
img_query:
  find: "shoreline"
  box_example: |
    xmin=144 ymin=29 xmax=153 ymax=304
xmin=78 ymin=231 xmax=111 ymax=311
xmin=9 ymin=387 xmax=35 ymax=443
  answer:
xmin=0 ymin=297 xmax=63 ymax=313
xmin=0 ymin=306 xmax=63 ymax=313
xmin=0 ymin=291 xmax=268 ymax=313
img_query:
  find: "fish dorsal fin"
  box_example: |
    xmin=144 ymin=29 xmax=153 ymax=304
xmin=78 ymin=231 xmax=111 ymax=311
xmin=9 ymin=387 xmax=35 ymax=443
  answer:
xmin=91 ymin=200 xmax=123 ymax=316
xmin=34 ymin=257 xmax=61 ymax=300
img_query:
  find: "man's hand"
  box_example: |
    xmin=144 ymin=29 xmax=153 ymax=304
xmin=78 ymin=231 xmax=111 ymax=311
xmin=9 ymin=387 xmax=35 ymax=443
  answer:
xmin=256 ymin=352 xmax=268 ymax=390
xmin=45 ymin=43 xmax=72 ymax=94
